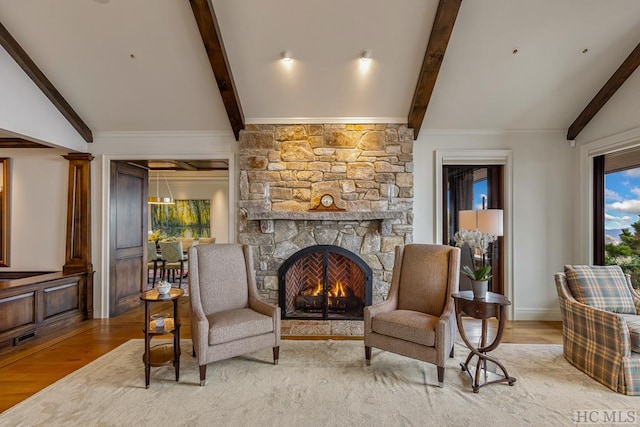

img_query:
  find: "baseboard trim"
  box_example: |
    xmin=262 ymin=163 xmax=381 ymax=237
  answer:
xmin=514 ymin=308 xmax=561 ymax=321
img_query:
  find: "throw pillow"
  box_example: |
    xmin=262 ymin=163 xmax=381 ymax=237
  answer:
xmin=564 ymin=265 xmax=636 ymax=314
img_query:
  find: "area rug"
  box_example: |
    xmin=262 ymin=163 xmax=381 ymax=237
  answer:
xmin=1 ymin=340 xmax=637 ymax=426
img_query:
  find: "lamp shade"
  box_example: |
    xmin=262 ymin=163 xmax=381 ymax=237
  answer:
xmin=458 ymin=210 xmax=477 ymax=231
xmin=477 ymin=209 xmax=503 ymax=236
xmin=458 ymin=209 xmax=503 ymax=236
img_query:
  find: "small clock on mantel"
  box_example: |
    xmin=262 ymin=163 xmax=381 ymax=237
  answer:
xmin=310 ymin=193 xmax=345 ymax=211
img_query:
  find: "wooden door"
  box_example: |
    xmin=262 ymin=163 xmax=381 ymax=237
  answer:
xmin=109 ymin=161 xmax=148 ymax=316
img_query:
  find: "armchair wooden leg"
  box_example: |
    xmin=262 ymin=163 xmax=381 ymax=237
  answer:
xmin=450 ymin=346 xmax=455 ymax=358
xmin=273 ymin=346 xmax=279 ymax=365
xmin=437 ymin=366 xmax=444 ymax=388
xmin=365 ymin=346 xmax=371 ymax=366
xmin=192 ymin=346 xmax=196 ymax=357
xmin=199 ymin=365 xmax=206 ymax=387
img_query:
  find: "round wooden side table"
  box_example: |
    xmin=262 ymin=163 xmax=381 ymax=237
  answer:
xmin=452 ymin=291 xmax=516 ymax=393
xmin=140 ymin=288 xmax=184 ymax=388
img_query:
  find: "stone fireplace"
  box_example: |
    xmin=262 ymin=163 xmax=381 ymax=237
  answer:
xmin=238 ymin=124 xmax=413 ymax=334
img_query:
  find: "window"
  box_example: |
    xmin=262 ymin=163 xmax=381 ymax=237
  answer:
xmin=598 ymin=147 xmax=640 ymax=290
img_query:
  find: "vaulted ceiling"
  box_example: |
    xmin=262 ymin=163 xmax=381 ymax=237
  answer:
xmin=0 ymin=0 xmax=639 ymax=143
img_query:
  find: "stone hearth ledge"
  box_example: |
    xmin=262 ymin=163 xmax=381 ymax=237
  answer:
xmin=245 ymin=211 xmax=404 ymax=221
xmin=281 ymin=319 xmax=364 ymax=337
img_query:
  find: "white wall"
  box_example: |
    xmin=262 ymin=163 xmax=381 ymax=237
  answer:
xmin=0 ymin=47 xmax=87 ymax=152
xmin=89 ymin=131 xmax=238 ymax=317
xmin=413 ymin=130 xmax=576 ymax=320
xmin=0 ymin=149 xmax=68 ymax=271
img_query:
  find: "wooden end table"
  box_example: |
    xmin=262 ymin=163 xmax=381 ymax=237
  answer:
xmin=452 ymin=291 xmax=516 ymax=393
xmin=140 ymin=288 xmax=184 ymax=388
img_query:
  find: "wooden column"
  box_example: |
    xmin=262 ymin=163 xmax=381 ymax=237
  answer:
xmin=62 ymin=153 xmax=94 ymax=318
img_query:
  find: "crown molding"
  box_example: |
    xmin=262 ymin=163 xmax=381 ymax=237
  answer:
xmin=93 ymin=130 xmax=234 ymax=140
xmin=420 ymin=128 xmax=565 ymax=136
xmin=244 ymin=117 xmax=407 ymax=125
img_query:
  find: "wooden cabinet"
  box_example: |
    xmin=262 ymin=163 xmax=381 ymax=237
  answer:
xmin=0 ymin=271 xmax=90 ymax=348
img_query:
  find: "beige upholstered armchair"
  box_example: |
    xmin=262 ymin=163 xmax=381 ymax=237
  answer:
xmin=188 ymin=244 xmax=280 ymax=386
xmin=364 ymin=244 xmax=460 ymax=387
xmin=555 ymin=265 xmax=640 ymax=395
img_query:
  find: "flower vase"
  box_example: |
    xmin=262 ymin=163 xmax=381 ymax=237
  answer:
xmin=471 ymin=280 xmax=488 ymax=299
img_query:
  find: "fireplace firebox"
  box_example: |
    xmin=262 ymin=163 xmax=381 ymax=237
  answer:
xmin=278 ymin=245 xmax=372 ymax=320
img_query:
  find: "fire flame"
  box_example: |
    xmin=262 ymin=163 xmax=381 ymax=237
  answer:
xmin=309 ymin=280 xmax=323 ymax=296
xmin=302 ymin=280 xmax=348 ymax=297
xmin=329 ymin=280 xmax=347 ymax=297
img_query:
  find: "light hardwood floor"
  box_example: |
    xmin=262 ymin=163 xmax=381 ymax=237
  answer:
xmin=0 ymin=297 xmax=562 ymax=413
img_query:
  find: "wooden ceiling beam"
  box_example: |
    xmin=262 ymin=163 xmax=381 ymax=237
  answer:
xmin=0 ymin=22 xmax=93 ymax=143
xmin=0 ymin=138 xmax=50 ymax=149
xmin=189 ymin=0 xmax=244 ymax=141
xmin=172 ymin=161 xmax=198 ymax=171
xmin=408 ymin=0 xmax=462 ymax=140
xmin=567 ymin=42 xmax=640 ymax=141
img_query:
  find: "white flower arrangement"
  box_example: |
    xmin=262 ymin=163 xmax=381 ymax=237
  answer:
xmin=453 ymin=228 xmax=498 ymax=281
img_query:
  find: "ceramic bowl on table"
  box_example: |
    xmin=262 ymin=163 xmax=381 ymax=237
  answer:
xmin=155 ymin=281 xmax=171 ymax=295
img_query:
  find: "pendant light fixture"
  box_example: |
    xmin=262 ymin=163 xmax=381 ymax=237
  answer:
xmin=148 ymin=171 xmax=175 ymax=205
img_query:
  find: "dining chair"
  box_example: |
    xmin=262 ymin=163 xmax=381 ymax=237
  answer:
xmin=177 ymin=237 xmax=194 ymax=252
xmin=147 ymin=241 xmax=164 ymax=285
xmin=159 ymin=241 xmax=188 ymax=288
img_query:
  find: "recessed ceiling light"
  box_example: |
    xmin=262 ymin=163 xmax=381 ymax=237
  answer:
xmin=93 ymin=0 xmax=110 ymax=4
xmin=281 ymin=50 xmax=293 ymax=62
xmin=360 ymin=49 xmax=372 ymax=61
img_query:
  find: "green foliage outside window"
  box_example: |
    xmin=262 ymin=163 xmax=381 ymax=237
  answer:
xmin=605 ymin=221 xmax=640 ymax=291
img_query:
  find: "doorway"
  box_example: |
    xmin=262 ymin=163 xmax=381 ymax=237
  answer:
xmin=443 ymin=165 xmax=505 ymax=294
xmin=101 ymin=154 xmax=235 ymax=318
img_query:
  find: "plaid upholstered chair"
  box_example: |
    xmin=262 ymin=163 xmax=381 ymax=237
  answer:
xmin=555 ymin=265 xmax=640 ymax=395
xmin=364 ymin=244 xmax=460 ymax=387
xmin=188 ymin=244 xmax=280 ymax=386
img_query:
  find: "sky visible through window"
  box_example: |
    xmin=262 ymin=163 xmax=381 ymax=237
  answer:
xmin=605 ymin=167 xmax=640 ymax=243
xmin=474 ymin=179 xmax=487 ymax=210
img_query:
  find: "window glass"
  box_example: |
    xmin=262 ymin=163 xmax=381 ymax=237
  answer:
xmin=604 ymin=166 xmax=640 ymax=291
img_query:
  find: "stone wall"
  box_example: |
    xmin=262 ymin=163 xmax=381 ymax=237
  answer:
xmin=238 ymin=124 xmax=414 ymax=306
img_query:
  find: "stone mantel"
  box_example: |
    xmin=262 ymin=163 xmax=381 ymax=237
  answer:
xmin=245 ymin=211 xmax=405 ymax=221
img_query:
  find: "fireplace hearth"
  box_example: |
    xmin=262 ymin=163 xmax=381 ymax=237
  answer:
xmin=279 ymin=245 xmax=372 ymax=320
